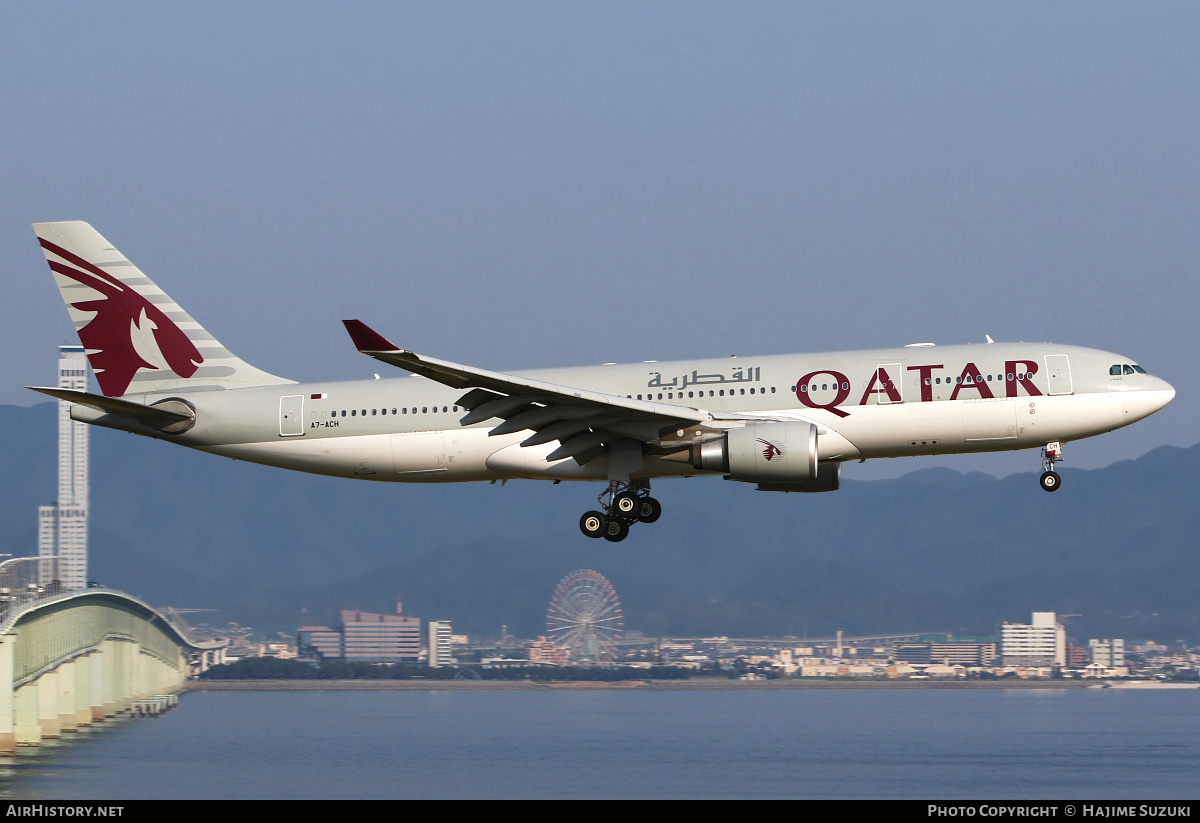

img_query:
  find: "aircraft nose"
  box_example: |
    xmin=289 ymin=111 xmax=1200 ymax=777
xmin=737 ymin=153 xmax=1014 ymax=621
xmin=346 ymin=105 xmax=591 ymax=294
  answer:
xmin=1161 ymin=378 xmax=1175 ymax=404
xmin=1150 ymin=376 xmax=1175 ymax=409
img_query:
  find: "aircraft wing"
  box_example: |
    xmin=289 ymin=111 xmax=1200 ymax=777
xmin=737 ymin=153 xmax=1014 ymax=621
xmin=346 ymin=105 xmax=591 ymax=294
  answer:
xmin=343 ymin=320 xmax=707 ymax=464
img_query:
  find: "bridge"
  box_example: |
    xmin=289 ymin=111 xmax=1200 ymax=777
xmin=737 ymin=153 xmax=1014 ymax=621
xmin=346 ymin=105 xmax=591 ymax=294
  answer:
xmin=0 ymin=558 xmax=224 ymax=752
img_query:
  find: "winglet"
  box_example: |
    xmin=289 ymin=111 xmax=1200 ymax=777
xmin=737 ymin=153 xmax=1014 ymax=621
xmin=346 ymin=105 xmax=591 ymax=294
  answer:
xmin=342 ymin=319 xmax=402 ymax=353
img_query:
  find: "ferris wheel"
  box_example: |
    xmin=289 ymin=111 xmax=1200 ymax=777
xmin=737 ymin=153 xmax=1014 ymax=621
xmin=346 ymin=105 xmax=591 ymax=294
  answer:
xmin=546 ymin=570 xmax=624 ymax=661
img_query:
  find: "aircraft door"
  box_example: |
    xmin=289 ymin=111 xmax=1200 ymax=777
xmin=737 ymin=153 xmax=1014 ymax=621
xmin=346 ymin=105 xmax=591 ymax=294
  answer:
xmin=872 ymin=363 xmax=903 ymax=404
xmin=1045 ymin=355 xmax=1073 ymax=395
xmin=279 ymin=395 xmax=305 ymax=437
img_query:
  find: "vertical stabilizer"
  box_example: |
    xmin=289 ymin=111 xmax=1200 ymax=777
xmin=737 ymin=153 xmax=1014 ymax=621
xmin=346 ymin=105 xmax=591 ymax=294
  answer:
xmin=33 ymin=221 xmax=293 ymax=397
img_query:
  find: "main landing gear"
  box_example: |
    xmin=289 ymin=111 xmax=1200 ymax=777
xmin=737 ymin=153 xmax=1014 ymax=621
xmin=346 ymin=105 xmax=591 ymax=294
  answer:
xmin=579 ymin=480 xmax=661 ymax=542
xmin=1039 ymin=441 xmax=1064 ymax=492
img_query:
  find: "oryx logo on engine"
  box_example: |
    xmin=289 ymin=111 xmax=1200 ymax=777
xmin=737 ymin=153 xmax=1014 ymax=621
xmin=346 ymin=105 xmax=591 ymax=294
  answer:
xmin=757 ymin=438 xmax=783 ymax=461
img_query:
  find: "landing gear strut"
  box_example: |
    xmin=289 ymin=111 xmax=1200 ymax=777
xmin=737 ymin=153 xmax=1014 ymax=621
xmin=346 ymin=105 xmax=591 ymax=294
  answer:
xmin=1039 ymin=441 xmax=1064 ymax=492
xmin=578 ymin=480 xmax=661 ymax=541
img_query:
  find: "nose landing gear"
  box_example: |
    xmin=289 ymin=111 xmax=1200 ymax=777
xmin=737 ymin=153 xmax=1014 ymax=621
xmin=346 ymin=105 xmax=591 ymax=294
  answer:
xmin=1039 ymin=441 xmax=1064 ymax=492
xmin=579 ymin=481 xmax=661 ymax=541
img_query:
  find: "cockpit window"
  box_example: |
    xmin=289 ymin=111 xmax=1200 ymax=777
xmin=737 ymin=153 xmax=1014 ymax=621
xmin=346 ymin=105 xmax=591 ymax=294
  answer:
xmin=1110 ymin=365 xmax=1122 ymax=376
xmin=1123 ymin=365 xmax=1136 ymax=375
xmin=1133 ymin=365 xmax=1147 ymax=374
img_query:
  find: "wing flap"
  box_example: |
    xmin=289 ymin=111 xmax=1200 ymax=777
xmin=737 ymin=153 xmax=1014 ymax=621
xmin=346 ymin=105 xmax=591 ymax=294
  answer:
xmin=546 ymin=431 xmax=608 ymax=462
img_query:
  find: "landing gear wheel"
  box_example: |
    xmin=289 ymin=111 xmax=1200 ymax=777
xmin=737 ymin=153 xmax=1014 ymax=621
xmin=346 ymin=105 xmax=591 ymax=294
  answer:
xmin=580 ymin=511 xmax=608 ymax=538
xmin=1039 ymin=471 xmax=1061 ymax=492
xmin=613 ymin=492 xmax=638 ymax=517
xmin=602 ymin=518 xmax=630 ymax=542
xmin=635 ymin=497 xmax=662 ymax=523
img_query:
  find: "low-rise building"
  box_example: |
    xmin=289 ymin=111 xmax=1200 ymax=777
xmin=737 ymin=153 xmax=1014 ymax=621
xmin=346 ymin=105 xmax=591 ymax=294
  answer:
xmin=1002 ymin=612 xmax=1065 ymax=667
xmin=894 ymin=640 xmax=997 ymax=666
xmin=427 ymin=620 xmax=454 ymax=668
xmin=526 ymin=637 xmax=570 ymax=666
xmin=299 ymin=600 xmax=421 ymax=662
xmin=1089 ymin=638 xmax=1126 ymax=668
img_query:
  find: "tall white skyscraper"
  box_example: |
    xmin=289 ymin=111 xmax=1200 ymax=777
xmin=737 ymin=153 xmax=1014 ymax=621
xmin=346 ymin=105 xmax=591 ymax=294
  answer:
xmin=38 ymin=345 xmax=89 ymax=590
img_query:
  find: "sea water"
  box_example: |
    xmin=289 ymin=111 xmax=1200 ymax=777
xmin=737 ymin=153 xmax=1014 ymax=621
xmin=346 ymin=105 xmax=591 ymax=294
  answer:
xmin=1 ymin=688 xmax=1197 ymax=799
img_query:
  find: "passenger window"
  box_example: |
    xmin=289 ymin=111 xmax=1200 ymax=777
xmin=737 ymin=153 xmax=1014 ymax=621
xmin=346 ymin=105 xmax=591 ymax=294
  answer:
xmin=422 ymin=407 xmax=427 ymax=414
xmin=924 ymin=378 xmax=931 ymax=385
xmin=402 ymin=408 xmax=407 ymax=414
xmin=351 ymin=409 xmax=356 ymax=416
xmin=372 ymin=409 xmax=377 ymax=415
xmin=1007 ymin=374 xmax=1014 ymax=381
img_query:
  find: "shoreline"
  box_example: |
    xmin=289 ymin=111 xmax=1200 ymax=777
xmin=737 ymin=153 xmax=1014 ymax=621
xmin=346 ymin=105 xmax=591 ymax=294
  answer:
xmin=183 ymin=677 xmax=1124 ymax=691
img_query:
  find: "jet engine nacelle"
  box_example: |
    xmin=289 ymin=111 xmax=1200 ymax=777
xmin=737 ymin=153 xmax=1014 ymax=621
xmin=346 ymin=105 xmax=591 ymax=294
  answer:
xmin=690 ymin=421 xmax=819 ymax=484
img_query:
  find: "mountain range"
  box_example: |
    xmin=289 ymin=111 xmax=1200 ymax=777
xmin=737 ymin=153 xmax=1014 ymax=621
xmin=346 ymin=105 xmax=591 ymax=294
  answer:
xmin=2 ymin=403 xmax=1197 ymax=644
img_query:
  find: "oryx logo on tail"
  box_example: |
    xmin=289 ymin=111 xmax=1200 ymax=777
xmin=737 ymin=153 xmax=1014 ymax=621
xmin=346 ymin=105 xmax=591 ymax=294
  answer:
xmin=38 ymin=238 xmax=204 ymax=397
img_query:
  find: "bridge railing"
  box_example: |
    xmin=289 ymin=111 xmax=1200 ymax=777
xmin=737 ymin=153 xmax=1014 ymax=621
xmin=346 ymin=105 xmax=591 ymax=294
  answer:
xmin=0 ymin=556 xmax=75 ymax=631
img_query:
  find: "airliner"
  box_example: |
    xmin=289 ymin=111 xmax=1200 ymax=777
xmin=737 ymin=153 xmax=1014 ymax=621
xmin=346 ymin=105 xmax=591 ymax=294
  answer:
xmin=29 ymin=221 xmax=1175 ymax=541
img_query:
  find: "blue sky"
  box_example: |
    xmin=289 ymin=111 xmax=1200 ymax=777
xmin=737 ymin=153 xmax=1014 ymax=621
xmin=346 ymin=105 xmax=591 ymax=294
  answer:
xmin=2 ymin=2 xmax=1196 ymax=478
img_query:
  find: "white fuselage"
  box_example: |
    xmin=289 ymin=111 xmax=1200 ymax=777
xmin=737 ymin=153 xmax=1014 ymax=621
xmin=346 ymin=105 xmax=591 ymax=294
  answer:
xmin=83 ymin=341 xmax=1174 ymax=484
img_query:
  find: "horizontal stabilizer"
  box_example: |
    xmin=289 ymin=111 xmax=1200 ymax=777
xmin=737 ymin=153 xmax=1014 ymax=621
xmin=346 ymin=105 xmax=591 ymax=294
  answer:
xmin=27 ymin=386 xmax=193 ymax=430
